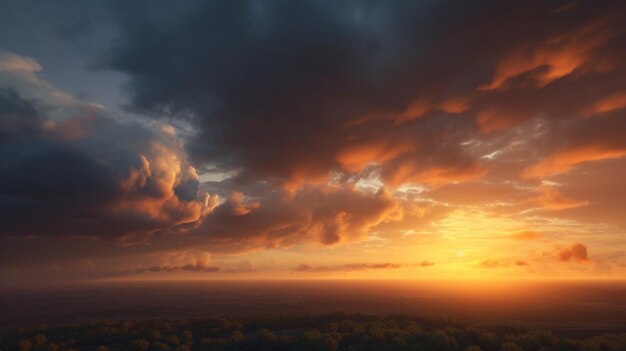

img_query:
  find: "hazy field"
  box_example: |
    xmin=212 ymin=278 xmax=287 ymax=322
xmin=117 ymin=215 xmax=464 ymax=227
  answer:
xmin=2 ymin=280 xmax=624 ymax=337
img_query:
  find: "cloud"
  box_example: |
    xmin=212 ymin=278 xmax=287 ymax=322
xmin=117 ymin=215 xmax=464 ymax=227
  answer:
xmin=557 ymin=243 xmax=590 ymax=262
xmin=198 ymin=186 xmax=399 ymax=249
xmin=102 ymin=1 xmax=626 ymax=190
xmin=478 ymin=15 xmax=617 ymax=91
xmin=105 ymin=0 xmax=513 ymax=189
xmin=0 ymin=55 xmax=210 ymax=242
xmin=510 ymin=231 xmax=542 ymax=241
xmin=523 ymin=145 xmax=626 ymax=179
xmin=419 ymin=260 xmax=434 ymax=267
xmin=3 ymin=1 xmax=626 ymax=282
xmin=476 ymin=258 xmax=531 ymax=268
xmin=0 ymin=51 xmax=42 ymax=72
xmin=106 ymin=250 xmax=221 ymax=277
xmin=110 ymin=263 xmax=220 ymax=277
xmin=292 ymin=262 xmax=404 ymax=273
xmin=588 ymin=91 xmax=626 ymax=115
xmin=0 ymin=51 xmax=87 ymax=109
xmin=523 ymin=113 xmax=626 ymax=179
xmin=478 ymin=259 xmax=501 ymax=269
xmin=528 ymin=187 xmax=589 ymax=210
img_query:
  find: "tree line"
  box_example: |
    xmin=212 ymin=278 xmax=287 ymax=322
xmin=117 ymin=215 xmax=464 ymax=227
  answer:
xmin=1 ymin=313 xmax=624 ymax=351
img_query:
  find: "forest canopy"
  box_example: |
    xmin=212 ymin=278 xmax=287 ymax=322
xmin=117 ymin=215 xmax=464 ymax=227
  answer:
xmin=1 ymin=313 xmax=624 ymax=351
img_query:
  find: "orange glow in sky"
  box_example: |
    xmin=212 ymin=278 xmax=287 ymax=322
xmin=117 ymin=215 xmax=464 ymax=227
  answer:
xmin=1 ymin=0 xmax=626 ymax=285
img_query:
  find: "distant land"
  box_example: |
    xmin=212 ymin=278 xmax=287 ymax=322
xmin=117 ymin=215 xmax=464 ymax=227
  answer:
xmin=2 ymin=280 xmax=625 ymax=338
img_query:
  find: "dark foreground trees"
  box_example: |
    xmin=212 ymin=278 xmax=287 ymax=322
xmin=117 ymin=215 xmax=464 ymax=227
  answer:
xmin=1 ymin=314 xmax=624 ymax=351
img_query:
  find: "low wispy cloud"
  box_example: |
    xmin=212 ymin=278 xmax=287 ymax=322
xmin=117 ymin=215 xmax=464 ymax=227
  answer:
xmin=108 ymin=263 xmax=220 ymax=277
xmin=293 ymin=263 xmax=403 ymax=273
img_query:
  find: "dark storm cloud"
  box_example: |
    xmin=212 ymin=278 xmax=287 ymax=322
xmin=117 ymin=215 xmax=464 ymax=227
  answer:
xmin=98 ymin=0 xmax=626 ymax=252
xmin=0 ymin=89 xmax=43 ymax=142
xmin=0 ymin=88 xmax=208 ymax=240
xmin=105 ymin=0 xmax=511 ymax=187
xmin=103 ymin=0 xmax=626 ymax=197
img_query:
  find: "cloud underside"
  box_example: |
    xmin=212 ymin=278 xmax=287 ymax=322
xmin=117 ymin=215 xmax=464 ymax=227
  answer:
xmin=292 ymin=262 xmax=413 ymax=273
xmin=106 ymin=0 xmax=626 ymax=186
xmin=106 ymin=0 xmax=626 ymax=248
xmin=1 ymin=0 xmax=626 ymax=280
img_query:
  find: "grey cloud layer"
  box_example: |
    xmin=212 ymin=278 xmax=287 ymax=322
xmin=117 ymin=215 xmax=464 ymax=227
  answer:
xmin=105 ymin=0 xmax=492 ymax=186
xmin=104 ymin=0 xmax=626 ymax=187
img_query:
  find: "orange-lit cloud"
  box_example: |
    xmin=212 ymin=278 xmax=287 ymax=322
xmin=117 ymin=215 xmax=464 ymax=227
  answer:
xmin=384 ymin=160 xmax=486 ymax=187
xmin=348 ymin=95 xmax=471 ymax=126
xmin=3 ymin=1 xmax=626 ymax=283
xmin=336 ymin=141 xmax=415 ymax=173
xmin=589 ymin=91 xmax=626 ymax=115
xmin=477 ymin=259 xmax=532 ymax=269
xmin=106 ymin=250 xmax=221 ymax=277
xmin=393 ymin=98 xmax=433 ymax=124
xmin=440 ymin=96 xmax=471 ymax=114
xmin=198 ymin=186 xmax=399 ymax=249
xmin=528 ymin=187 xmax=589 ymax=210
xmin=478 ymin=259 xmax=501 ymax=269
xmin=557 ymin=243 xmax=590 ymax=262
xmin=293 ymin=263 xmax=403 ymax=272
xmin=0 ymin=67 xmax=210 ymax=242
xmin=523 ymin=146 xmax=626 ymax=179
xmin=510 ymin=231 xmax=542 ymax=241
xmin=479 ymin=17 xmax=616 ymax=91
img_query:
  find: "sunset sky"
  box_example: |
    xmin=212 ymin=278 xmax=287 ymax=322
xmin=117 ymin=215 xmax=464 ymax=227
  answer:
xmin=1 ymin=0 xmax=626 ymax=284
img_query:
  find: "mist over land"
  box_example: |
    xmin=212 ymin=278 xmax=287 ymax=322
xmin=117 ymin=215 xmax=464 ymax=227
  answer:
xmin=2 ymin=280 xmax=625 ymax=337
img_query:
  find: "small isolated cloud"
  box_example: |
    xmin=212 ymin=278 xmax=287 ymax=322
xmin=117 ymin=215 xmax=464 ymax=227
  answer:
xmin=420 ymin=260 xmax=434 ymax=267
xmin=515 ymin=260 xmax=530 ymax=266
xmin=557 ymin=243 xmax=590 ymax=262
xmin=510 ymin=230 xmax=542 ymax=240
xmin=478 ymin=259 xmax=501 ymax=268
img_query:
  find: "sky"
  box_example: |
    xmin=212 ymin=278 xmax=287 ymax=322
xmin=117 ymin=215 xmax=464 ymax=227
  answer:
xmin=1 ymin=0 xmax=626 ymax=284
